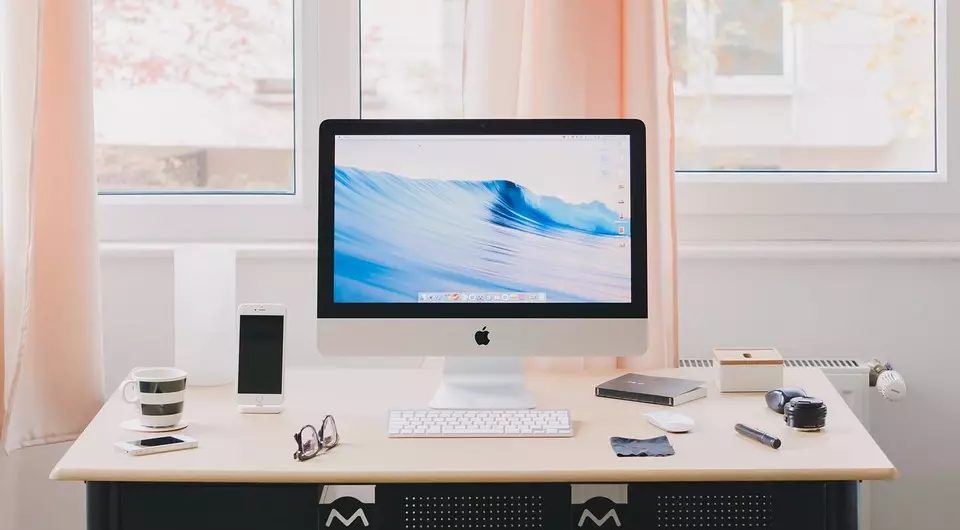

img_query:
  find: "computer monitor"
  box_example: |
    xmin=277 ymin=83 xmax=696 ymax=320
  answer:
xmin=317 ymin=119 xmax=648 ymax=409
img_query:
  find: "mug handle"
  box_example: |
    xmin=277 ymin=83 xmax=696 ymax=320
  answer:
xmin=120 ymin=379 xmax=139 ymax=404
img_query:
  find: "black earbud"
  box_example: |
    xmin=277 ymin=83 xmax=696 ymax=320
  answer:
xmin=764 ymin=387 xmax=809 ymax=414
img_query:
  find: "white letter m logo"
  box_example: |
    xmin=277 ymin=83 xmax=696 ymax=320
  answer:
xmin=326 ymin=508 xmax=370 ymax=527
xmin=578 ymin=508 xmax=621 ymax=527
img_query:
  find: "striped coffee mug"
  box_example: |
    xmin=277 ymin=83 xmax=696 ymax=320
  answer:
xmin=121 ymin=367 xmax=188 ymax=428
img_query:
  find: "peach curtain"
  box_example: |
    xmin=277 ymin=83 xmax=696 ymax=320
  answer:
xmin=462 ymin=0 xmax=678 ymax=371
xmin=1 ymin=0 xmax=105 ymax=453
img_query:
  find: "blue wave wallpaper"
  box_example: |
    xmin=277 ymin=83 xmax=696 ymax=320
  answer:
xmin=333 ymin=165 xmax=632 ymax=303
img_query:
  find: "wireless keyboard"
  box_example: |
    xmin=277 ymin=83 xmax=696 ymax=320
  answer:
xmin=388 ymin=409 xmax=573 ymax=438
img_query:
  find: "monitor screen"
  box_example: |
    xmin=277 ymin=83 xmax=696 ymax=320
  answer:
xmin=332 ymin=134 xmax=631 ymax=304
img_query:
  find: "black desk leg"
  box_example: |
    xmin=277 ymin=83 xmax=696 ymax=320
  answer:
xmin=87 ymin=482 xmax=121 ymax=530
xmin=826 ymin=481 xmax=860 ymax=530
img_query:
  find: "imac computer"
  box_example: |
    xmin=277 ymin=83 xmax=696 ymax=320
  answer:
xmin=317 ymin=119 xmax=648 ymax=410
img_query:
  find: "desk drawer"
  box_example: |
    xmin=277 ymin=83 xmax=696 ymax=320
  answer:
xmin=628 ymin=481 xmax=856 ymax=530
xmin=108 ymin=483 xmax=317 ymax=530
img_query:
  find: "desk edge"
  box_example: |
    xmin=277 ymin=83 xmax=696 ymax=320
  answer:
xmin=50 ymin=465 xmax=898 ymax=484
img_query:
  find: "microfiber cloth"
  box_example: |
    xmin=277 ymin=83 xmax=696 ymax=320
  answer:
xmin=610 ymin=435 xmax=675 ymax=457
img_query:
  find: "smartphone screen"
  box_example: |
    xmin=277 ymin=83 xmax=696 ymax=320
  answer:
xmin=238 ymin=314 xmax=284 ymax=395
xmin=135 ymin=436 xmax=185 ymax=447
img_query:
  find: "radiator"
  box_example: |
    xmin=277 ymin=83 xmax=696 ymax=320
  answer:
xmin=679 ymin=357 xmax=873 ymax=530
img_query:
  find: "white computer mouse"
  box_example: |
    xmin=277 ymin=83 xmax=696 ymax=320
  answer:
xmin=644 ymin=411 xmax=695 ymax=433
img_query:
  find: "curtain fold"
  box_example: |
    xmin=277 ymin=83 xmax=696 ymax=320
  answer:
xmin=462 ymin=0 xmax=678 ymax=370
xmin=1 ymin=0 xmax=105 ymax=453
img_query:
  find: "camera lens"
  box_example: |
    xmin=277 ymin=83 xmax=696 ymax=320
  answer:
xmin=784 ymin=397 xmax=827 ymax=431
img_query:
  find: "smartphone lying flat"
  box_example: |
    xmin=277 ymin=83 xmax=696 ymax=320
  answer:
xmin=115 ymin=435 xmax=198 ymax=456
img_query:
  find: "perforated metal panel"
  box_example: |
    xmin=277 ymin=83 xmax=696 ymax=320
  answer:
xmin=656 ymin=493 xmax=774 ymax=529
xmin=377 ymin=484 xmax=568 ymax=530
xmin=402 ymin=494 xmax=545 ymax=530
xmin=372 ymin=482 xmax=850 ymax=530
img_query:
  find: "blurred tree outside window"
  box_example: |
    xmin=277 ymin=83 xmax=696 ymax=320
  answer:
xmin=93 ymin=0 xmax=295 ymax=193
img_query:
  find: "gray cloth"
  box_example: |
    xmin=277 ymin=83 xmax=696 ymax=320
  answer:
xmin=610 ymin=435 xmax=675 ymax=457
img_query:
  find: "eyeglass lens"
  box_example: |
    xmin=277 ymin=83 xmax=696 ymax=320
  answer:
xmin=320 ymin=416 xmax=339 ymax=448
xmin=300 ymin=425 xmax=320 ymax=458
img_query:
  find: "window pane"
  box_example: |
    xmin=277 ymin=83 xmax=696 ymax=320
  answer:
xmin=93 ymin=0 xmax=295 ymax=193
xmin=360 ymin=0 xmax=463 ymax=118
xmin=670 ymin=0 xmax=937 ymax=173
xmin=715 ymin=0 xmax=784 ymax=76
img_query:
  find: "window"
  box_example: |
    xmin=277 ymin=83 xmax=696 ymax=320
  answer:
xmin=93 ymin=0 xmax=295 ymax=193
xmin=101 ymin=0 xmax=949 ymax=243
xmin=97 ymin=0 xmax=317 ymax=243
xmin=670 ymin=0 xmax=938 ymax=175
xmin=714 ymin=0 xmax=788 ymax=77
xmin=671 ymin=0 xmax=795 ymax=92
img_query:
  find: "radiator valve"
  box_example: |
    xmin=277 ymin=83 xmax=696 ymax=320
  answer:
xmin=866 ymin=358 xmax=906 ymax=402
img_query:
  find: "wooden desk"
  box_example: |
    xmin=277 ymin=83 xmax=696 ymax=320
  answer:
xmin=53 ymin=367 xmax=895 ymax=530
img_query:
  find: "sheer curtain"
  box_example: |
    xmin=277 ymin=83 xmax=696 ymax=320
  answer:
xmin=461 ymin=0 xmax=678 ymax=371
xmin=1 ymin=0 xmax=104 ymax=453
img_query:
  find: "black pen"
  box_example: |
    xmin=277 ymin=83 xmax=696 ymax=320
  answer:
xmin=735 ymin=423 xmax=782 ymax=449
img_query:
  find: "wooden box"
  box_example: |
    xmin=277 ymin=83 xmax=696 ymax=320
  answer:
xmin=713 ymin=348 xmax=784 ymax=393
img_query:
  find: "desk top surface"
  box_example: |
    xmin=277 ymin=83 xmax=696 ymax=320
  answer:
xmin=51 ymin=367 xmax=896 ymax=484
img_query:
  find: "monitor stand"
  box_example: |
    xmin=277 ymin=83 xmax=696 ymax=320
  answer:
xmin=429 ymin=357 xmax=536 ymax=409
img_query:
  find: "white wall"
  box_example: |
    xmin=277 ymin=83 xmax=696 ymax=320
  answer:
xmin=1 ymin=248 xmax=958 ymax=530
xmin=680 ymin=248 xmax=960 ymax=530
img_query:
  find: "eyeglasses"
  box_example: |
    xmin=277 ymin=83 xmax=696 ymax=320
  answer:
xmin=293 ymin=415 xmax=340 ymax=462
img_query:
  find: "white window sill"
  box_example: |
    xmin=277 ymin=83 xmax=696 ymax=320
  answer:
xmin=99 ymin=241 xmax=960 ymax=261
xmin=98 ymin=242 xmax=318 ymax=259
xmin=675 ymin=171 xmax=945 ymax=185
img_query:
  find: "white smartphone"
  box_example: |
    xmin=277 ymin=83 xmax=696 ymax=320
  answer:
xmin=115 ymin=435 xmax=198 ymax=456
xmin=236 ymin=303 xmax=286 ymax=413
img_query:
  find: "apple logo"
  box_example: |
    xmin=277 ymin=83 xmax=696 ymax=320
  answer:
xmin=474 ymin=326 xmax=490 ymax=346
